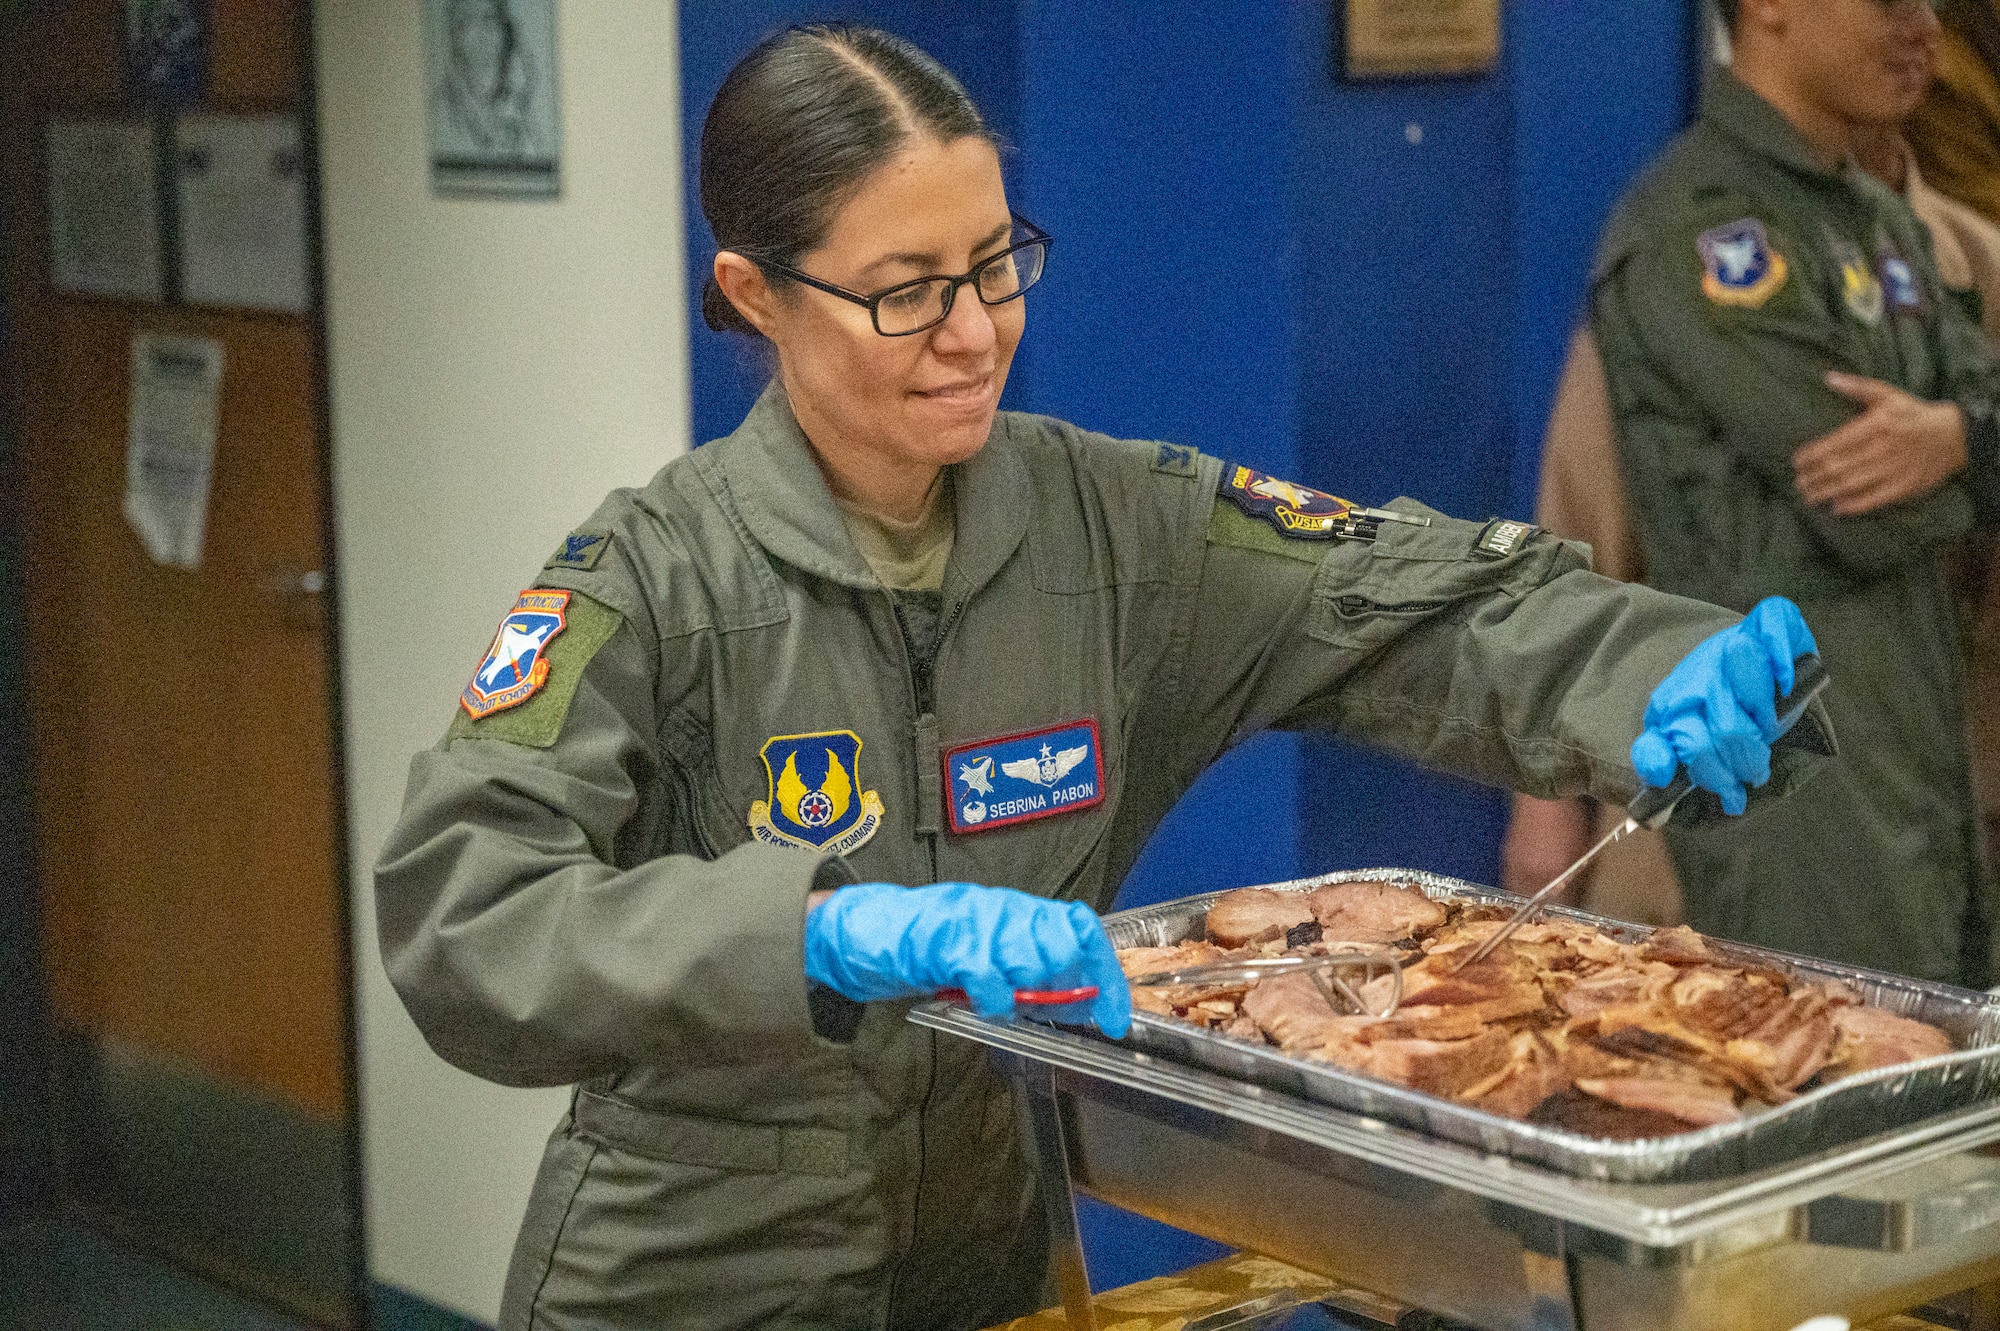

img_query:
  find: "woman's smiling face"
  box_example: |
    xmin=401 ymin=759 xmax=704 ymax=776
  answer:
xmin=730 ymin=134 xmax=1024 ymax=478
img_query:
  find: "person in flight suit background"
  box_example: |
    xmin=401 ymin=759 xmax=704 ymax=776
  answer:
xmin=376 ymin=24 xmax=1835 ymax=1331
xmin=1505 ymin=8 xmax=2000 ymax=941
xmin=1593 ymin=0 xmax=2000 ymax=987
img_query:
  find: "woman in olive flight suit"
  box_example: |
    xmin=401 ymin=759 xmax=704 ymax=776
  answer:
xmin=376 ymin=24 xmax=1829 ymax=1331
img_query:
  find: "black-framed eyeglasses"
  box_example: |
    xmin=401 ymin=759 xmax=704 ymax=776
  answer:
xmin=744 ymin=212 xmax=1051 ymax=337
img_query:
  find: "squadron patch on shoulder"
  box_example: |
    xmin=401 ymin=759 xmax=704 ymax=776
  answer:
xmin=1878 ymin=246 xmax=1924 ymax=316
xmin=461 ymin=589 xmax=571 ymax=719
xmin=748 ymin=730 xmax=885 ymax=855
xmin=1697 ymin=218 xmax=1788 ymax=308
xmin=546 ymin=530 xmax=612 ymax=572
xmin=1472 ymin=518 xmax=1539 ymax=560
xmin=1835 ymin=240 xmax=1885 ymax=325
xmin=944 ymin=719 xmax=1104 ymax=835
xmin=1217 ymin=463 xmax=1355 ymax=540
xmin=1151 ymin=442 xmax=1200 ymax=478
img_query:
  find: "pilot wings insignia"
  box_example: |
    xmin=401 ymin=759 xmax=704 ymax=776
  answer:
xmin=1002 ymin=743 xmax=1090 ymax=788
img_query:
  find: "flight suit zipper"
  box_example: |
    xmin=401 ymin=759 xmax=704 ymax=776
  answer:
xmin=1333 ymin=594 xmax=1448 ymax=616
xmin=883 ymin=588 xmax=967 ymax=1327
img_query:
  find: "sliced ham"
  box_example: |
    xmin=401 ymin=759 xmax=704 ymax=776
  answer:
xmin=1307 ymin=881 xmax=1446 ymax=945
xmin=1574 ymin=1076 xmax=1743 ymax=1127
xmin=1830 ymin=1004 xmax=1955 ymax=1073
xmin=1460 ymin=1030 xmax=1571 ymax=1120
xmin=1117 ymin=905 xmax=1958 ymax=1139
xmin=1640 ymin=924 xmax=1715 ymax=966
xmin=1204 ymin=888 xmax=1317 ymax=948
xmin=1241 ymin=971 xmax=1354 ymax=1049
xmin=1313 ymin=1026 xmax=1512 ymax=1099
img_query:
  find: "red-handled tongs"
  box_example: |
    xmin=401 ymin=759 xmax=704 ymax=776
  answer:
xmin=1128 ymin=948 xmax=1407 ymax=1019
xmin=936 ymin=986 xmax=1100 ymax=1008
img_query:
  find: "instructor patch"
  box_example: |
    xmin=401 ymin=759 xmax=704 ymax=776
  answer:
xmin=1218 ymin=463 xmax=1355 ymax=539
xmin=1697 ymin=218 xmax=1788 ymax=308
xmin=945 ymin=720 xmax=1104 ymax=835
xmin=462 ymin=590 xmax=571 ymax=719
xmin=449 ymin=589 xmax=624 ymax=747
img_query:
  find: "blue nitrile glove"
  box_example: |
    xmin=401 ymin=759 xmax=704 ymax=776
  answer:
xmin=1631 ymin=597 xmax=1819 ymax=817
xmin=804 ymin=881 xmax=1133 ymax=1037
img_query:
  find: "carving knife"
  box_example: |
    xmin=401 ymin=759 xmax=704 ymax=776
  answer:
xmin=1451 ymin=652 xmax=1829 ymax=973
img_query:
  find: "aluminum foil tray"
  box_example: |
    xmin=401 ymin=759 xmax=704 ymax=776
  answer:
xmin=1106 ymin=868 xmax=2000 ymax=1183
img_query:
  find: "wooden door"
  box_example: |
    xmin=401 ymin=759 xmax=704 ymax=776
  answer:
xmin=1 ymin=0 xmax=353 ymax=1319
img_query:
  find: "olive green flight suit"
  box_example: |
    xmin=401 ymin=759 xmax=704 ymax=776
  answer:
xmin=375 ymin=384 xmax=1823 ymax=1331
xmin=1593 ymin=69 xmax=2000 ymax=984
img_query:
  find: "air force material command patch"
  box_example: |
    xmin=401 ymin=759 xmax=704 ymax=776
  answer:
xmin=945 ymin=720 xmax=1105 ymax=835
xmin=749 ymin=730 xmax=885 ymax=855
xmin=1697 ymin=218 xmax=1788 ymax=309
xmin=462 ymin=589 xmax=571 ymax=719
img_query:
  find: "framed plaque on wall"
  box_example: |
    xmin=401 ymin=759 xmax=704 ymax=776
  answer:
xmin=1340 ymin=0 xmax=1502 ymax=81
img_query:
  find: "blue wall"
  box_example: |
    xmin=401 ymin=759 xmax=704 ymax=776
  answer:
xmin=679 ymin=0 xmax=1693 ymax=1296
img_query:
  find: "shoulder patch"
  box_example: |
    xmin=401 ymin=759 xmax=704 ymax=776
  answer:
xmin=1217 ymin=463 xmax=1355 ymax=540
xmin=546 ymin=530 xmax=612 ymax=571
xmin=1472 ymin=518 xmax=1539 ymax=560
xmin=1151 ymin=442 xmax=1200 ymax=478
xmin=1697 ymin=218 xmax=1788 ymax=308
xmin=448 ymin=590 xmax=624 ymax=748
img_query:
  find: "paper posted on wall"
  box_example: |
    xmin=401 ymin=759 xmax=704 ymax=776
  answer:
xmin=126 ymin=332 xmax=224 ymax=569
xmin=46 ymin=118 xmax=165 ymax=301
xmin=175 ymin=114 xmax=309 ymax=312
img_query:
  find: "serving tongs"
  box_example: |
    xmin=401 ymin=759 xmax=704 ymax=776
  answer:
xmin=1129 ymin=947 xmax=1407 ymax=1019
xmin=1453 ymin=651 xmax=1831 ymax=974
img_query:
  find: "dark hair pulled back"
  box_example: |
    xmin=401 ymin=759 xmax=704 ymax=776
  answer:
xmin=699 ymin=23 xmax=994 ymax=336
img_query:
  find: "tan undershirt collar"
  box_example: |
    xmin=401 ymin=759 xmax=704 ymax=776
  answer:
xmin=834 ymin=472 xmax=956 ymax=592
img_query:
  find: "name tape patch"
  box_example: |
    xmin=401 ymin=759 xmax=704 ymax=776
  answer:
xmin=1473 ymin=518 xmax=1538 ymax=560
xmin=462 ymin=589 xmax=571 ymax=719
xmin=944 ymin=719 xmax=1105 ymax=835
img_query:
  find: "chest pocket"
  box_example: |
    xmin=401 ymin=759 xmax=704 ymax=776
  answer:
xmin=649 ymin=705 xmax=739 ymax=862
xmin=1305 ymin=516 xmax=1551 ymax=653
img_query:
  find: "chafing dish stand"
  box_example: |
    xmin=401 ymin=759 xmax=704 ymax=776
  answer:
xmin=914 ymin=1004 xmax=2000 ymax=1331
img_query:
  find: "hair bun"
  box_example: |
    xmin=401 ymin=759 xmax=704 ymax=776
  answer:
xmin=702 ymin=276 xmax=758 ymax=336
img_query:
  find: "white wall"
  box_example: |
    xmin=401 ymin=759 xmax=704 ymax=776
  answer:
xmin=314 ymin=3 xmax=688 ymax=1320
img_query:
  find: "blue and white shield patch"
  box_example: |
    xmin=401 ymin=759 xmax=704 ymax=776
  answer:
xmin=944 ymin=719 xmax=1105 ymax=835
xmin=748 ymin=730 xmax=884 ymax=855
xmin=461 ymin=589 xmax=570 ymax=719
xmin=1697 ymin=218 xmax=1788 ymax=308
